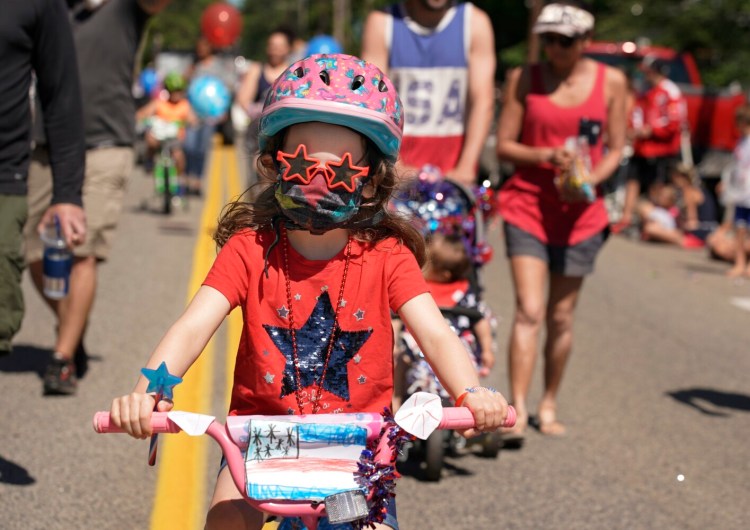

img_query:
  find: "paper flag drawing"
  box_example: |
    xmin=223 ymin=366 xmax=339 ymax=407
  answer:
xmin=245 ymin=420 xmax=367 ymax=501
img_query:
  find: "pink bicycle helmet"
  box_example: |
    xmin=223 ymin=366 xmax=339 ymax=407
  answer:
xmin=259 ymin=54 xmax=403 ymax=161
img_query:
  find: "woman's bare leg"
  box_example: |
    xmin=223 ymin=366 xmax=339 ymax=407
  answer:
xmin=538 ymin=273 xmax=584 ymax=435
xmin=507 ymin=255 xmax=549 ymax=430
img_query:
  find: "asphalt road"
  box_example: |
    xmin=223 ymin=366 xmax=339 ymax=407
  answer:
xmin=2 ymin=153 xmax=749 ymax=530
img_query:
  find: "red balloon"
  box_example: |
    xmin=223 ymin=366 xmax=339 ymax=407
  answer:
xmin=200 ymin=2 xmax=242 ymax=48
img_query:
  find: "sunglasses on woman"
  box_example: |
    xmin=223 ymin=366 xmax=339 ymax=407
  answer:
xmin=541 ymin=33 xmax=579 ymax=49
xmin=277 ymin=144 xmax=369 ymax=193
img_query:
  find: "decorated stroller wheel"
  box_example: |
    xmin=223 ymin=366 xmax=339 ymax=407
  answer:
xmin=423 ymin=430 xmax=445 ymax=482
xmin=478 ymin=431 xmax=502 ymax=458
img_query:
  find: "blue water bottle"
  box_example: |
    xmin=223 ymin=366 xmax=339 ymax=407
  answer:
xmin=41 ymin=216 xmax=73 ymax=300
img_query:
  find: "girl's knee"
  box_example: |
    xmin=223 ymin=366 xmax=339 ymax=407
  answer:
xmin=206 ymin=467 xmax=264 ymax=530
xmin=205 ymin=499 xmax=264 ymax=530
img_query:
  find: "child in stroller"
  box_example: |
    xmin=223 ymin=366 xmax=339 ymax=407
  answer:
xmin=392 ymin=167 xmax=497 ymax=401
xmin=391 ymin=168 xmax=501 ymax=478
xmin=401 ymin=231 xmax=495 ymax=396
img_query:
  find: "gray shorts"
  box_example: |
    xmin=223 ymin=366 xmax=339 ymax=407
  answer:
xmin=504 ymin=222 xmax=608 ymax=277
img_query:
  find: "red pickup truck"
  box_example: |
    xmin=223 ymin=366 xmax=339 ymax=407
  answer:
xmin=585 ymin=41 xmax=748 ymax=177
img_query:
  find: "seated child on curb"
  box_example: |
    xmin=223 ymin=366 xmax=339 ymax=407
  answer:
xmin=637 ymin=172 xmax=705 ymax=249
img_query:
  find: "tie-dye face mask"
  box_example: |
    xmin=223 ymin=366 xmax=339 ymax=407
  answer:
xmin=274 ymin=144 xmax=372 ymax=233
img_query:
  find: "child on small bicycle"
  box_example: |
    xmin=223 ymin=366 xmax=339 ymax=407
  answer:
xmin=108 ymin=55 xmax=510 ymax=530
xmin=136 ymin=72 xmax=196 ymax=179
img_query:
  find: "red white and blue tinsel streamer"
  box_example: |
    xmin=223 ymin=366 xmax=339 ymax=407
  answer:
xmin=352 ymin=408 xmax=415 ymax=529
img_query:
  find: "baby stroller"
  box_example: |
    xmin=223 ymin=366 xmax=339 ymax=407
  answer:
xmin=391 ymin=166 xmax=501 ymax=481
xmin=391 ymin=165 xmax=496 ymax=274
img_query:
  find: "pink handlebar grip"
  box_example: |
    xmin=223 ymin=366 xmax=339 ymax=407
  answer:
xmin=438 ymin=406 xmax=516 ymax=430
xmin=504 ymin=405 xmax=517 ymax=427
xmin=92 ymin=412 xmax=182 ymax=434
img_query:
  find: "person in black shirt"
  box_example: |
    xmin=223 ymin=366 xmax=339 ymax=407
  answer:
xmin=0 ymin=0 xmax=86 ymax=356
xmin=23 ymin=0 xmax=170 ymax=395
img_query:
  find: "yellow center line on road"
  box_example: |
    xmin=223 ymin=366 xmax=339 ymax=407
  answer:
xmin=225 ymin=146 xmax=244 ymax=408
xmin=149 ymin=138 xmax=229 ymax=530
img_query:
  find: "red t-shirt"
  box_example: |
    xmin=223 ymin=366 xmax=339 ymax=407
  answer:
xmin=427 ymin=279 xmax=470 ymax=308
xmin=633 ymin=78 xmax=685 ymax=159
xmin=203 ymin=230 xmax=428 ymax=417
xmin=499 ymin=63 xmax=610 ymax=246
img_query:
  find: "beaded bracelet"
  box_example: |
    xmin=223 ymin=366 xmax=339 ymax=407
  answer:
xmin=454 ymin=386 xmax=498 ymax=407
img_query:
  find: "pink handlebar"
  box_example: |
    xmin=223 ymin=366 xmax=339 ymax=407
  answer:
xmin=93 ymin=406 xmax=516 ymax=435
xmin=93 ymin=411 xmax=181 ymax=434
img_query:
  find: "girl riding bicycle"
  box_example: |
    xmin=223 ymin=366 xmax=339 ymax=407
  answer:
xmin=108 ymin=54 xmax=510 ymax=530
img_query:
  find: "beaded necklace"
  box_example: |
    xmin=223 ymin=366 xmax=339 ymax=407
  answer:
xmin=281 ymin=226 xmax=352 ymax=414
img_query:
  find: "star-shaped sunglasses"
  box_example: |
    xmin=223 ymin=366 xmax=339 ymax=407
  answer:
xmin=277 ymin=144 xmax=370 ymax=193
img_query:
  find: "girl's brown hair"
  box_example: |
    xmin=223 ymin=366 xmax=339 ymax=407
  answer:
xmin=214 ymin=128 xmax=426 ymax=266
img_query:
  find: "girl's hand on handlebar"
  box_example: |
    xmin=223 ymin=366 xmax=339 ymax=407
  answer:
xmin=110 ymin=393 xmax=173 ymax=440
xmin=457 ymin=388 xmax=510 ymax=439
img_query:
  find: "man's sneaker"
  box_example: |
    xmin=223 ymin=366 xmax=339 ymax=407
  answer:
xmin=74 ymin=341 xmax=89 ymax=379
xmin=43 ymin=356 xmax=77 ymax=395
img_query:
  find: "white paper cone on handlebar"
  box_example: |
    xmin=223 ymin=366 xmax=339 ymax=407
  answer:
xmin=394 ymin=392 xmax=443 ymax=440
xmin=167 ymin=411 xmax=215 ymax=436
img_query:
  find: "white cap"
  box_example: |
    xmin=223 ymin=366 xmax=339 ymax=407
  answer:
xmin=532 ymin=3 xmax=595 ymax=37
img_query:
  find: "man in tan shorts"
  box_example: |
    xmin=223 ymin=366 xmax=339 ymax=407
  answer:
xmin=24 ymin=147 xmax=134 ymax=393
xmin=25 ymin=0 xmax=170 ymax=395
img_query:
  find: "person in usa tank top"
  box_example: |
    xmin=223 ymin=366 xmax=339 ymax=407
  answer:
xmin=361 ymin=0 xmax=496 ymax=186
xmin=496 ymin=2 xmax=627 ymax=444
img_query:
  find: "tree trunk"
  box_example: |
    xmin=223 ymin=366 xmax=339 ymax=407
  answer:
xmin=527 ymin=0 xmax=544 ymax=64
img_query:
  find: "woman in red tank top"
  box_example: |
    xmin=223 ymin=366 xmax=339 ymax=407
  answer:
xmin=495 ymin=3 xmax=627 ymax=443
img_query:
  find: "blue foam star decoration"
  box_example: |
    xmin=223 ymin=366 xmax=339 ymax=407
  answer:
xmin=264 ymin=292 xmax=372 ymax=401
xmin=141 ymin=362 xmax=182 ymax=400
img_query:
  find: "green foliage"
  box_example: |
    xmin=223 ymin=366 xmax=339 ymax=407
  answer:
xmin=148 ymin=0 xmax=750 ymax=88
xmin=148 ymin=0 xmax=214 ymax=51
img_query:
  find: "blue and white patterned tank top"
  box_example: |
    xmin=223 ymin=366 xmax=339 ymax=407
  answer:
xmin=385 ymin=2 xmax=471 ymax=172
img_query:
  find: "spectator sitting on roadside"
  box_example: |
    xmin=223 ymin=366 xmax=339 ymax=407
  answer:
xmin=706 ymin=219 xmax=750 ymax=264
xmin=638 ymin=181 xmax=680 ymax=242
xmin=637 ymin=177 xmax=704 ymax=249
xmin=671 ymin=162 xmax=718 ymax=242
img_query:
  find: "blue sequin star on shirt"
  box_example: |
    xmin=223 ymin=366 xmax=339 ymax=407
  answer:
xmin=263 ymin=292 xmax=372 ymax=401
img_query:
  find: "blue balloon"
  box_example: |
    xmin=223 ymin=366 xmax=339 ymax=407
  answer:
xmin=306 ymin=35 xmax=343 ymax=56
xmin=140 ymin=68 xmax=158 ymax=97
xmin=226 ymin=0 xmax=246 ymax=8
xmin=188 ymin=75 xmax=231 ymax=119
